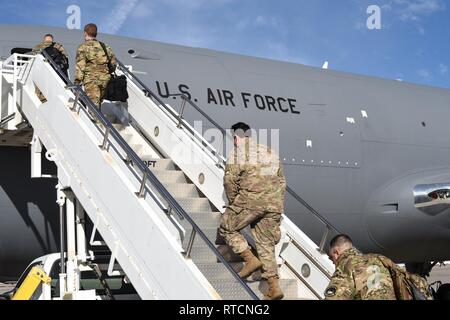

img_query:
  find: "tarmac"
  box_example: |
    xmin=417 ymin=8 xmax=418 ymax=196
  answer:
xmin=0 ymin=282 xmax=15 ymax=295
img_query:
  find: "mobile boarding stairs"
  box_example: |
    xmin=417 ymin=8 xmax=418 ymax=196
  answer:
xmin=0 ymin=51 xmax=337 ymax=300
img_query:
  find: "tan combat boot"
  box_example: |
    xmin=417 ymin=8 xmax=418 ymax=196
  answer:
xmin=238 ymin=249 xmax=263 ymax=278
xmin=264 ymin=277 xmax=284 ymax=300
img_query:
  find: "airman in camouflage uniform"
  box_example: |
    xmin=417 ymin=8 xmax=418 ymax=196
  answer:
xmin=32 ymin=34 xmax=68 ymax=103
xmin=219 ymin=122 xmax=286 ymax=300
xmin=75 ymin=23 xmax=117 ymax=115
xmin=324 ymin=234 xmax=397 ymax=300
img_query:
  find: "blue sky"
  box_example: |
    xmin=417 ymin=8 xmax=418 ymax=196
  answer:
xmin=1 ymin=0 xmax=450 ymax=88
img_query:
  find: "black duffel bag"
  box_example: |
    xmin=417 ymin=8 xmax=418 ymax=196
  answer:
xmin=100 ymin=42 xmax=129 ymax=102
xmin=104 ymin=74 xmax=128 ymax=102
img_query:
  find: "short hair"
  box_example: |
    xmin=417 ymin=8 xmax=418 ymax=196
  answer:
xmin=329 ymin=234 xmax=353 ymax=251
xmin=43 ymin=34 xmax=53 ymax=41
xmin=84 ymin=23 xmax=98 ymax=37
xmin=231 ymin=122 xmax=251 ymax=138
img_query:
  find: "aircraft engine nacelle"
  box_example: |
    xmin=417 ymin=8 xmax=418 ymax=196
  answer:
xmin=364 ymin=167 xmax=450 ymax=263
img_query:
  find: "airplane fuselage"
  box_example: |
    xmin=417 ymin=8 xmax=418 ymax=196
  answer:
xmin=1 ymin=24 xmax=450 ymax=278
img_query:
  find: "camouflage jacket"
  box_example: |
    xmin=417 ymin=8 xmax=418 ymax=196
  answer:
xmin=324 ymin=248 xmax=397 ymax=300
xmin=75 ymin=39 xmax=117 ymax=84
xmin=32 ymin=41 xmax=68 ymax=58
xmin=224 ymin=138 xmax=286 ymax=213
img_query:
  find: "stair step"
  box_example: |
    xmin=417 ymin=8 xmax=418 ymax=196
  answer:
xmin=120 ymin=133 xmax=141 ymax=146
xmin=111 ymin=125 xmax=158 ymax=157
xmin=184 ymin=226 xmax=219 ymax=247
xmin=152 ymin=170 xmax=188 ymax=184
xmin=164 ymin=183 xmax=200 ymax=198
xmin=140 ymin=158 xmax=177 ymax=171
xmin=187 ymin=243 xmax=243 ymax=264
xmin=195 ymin=262 xmax=243 ymax=280
xmin=209 ymin=278 xmax=299 ymax=300
xmin=179 ymin=211 xmax=221 ymax=229
xmin=132 ymin=156 xmax=177 ymax=172
xmin=129 ymin=144 xmax=144 ymax=155
xmin=176 ymin=197 xmax=215 ymax=212
xmin=112 ymin=123 xmax=128 ymax=131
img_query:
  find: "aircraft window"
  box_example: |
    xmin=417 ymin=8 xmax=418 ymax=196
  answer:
xmin=421 ymin=122 xmax=426 ymax=127
xmin=339 ymin=131 xmax=344 ymax=137
xmin=128 ymin=49 xmax=135 ymax=55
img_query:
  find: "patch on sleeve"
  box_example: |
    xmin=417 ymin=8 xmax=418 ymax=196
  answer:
xmin=324 ymin=286 xmax=337 ymax=298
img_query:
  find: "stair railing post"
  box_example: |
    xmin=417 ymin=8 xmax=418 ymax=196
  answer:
xmin=177 ymin=96 xmax=187 ymax=128
xmin=318 ymin=225 xmax=331 ymax=254
xmin=136 ymin=171 xmax=148 ymax=198
xmin=185 ymin=229 xmax=197 ymax=259
xmin=100 ymin=126 xmax=111 ymax=150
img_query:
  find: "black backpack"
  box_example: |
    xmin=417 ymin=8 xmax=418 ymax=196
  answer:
xmin=44 ymin=43 xmax=69 ymax=76
xmin=99 ymin=42 xmax=128 ymax=102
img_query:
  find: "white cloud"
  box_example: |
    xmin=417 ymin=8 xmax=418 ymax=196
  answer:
xmin=354 ymin=21 xmax=365 ymax=30
xmin=265 ymin=41 xmax=310 ymax=65
xmin=379 ymin=0 xmax=446 ymax=35
xmin=236 ymin=19 xmax=250 ymax=30
xmin=156 ymin=0 xmax=237 ymax=11
xmin=255 ymin=15 xmax=280 ymax=27
xmin=236 ymin=15 xmax=281 ymax=31
xmin=100 ymin=0 xmax=140 ymax=35
xmin=393 ymin=0 xmax=446 ymax=21
xmin=381 ymin=4 xmax=393 ymax=11
xmin=417 ymin=69 xmax=431 ymax=79
xmin=141 ymin=0 xmax=240 ymax=48
xmin=131 ymin=2 xmax=153 ymax=19
xmin=439 ymin=63 xmax=448 ymax=75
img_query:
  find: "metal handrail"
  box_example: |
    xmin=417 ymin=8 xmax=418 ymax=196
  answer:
xmin=167 ymin=93 xmax=228 ymax=163
xmin=286 ymin=186 xmax=341 ymax=253
xmin=116 ymin=59 xmax=341 ymax=253
xmin=116 ymin=60 xmax=227 ymax=166
xmin=38 ymin=50 xmax=258 ymax=300
xmin=0 ymin=113 xmax=16 ymax=126
xmin=286 ymin=186 xmax=340 ymax=234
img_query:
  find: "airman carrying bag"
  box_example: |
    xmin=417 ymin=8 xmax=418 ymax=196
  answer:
xmin=370 ymin=254 xmax=434 ymax=300
xmin=44 ymin=43 xmax=69 ymax=77
xmin=99 ymin=42 xmax=129 ymax=102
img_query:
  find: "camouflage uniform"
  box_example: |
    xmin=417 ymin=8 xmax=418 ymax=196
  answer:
xmin=75 ymin=39 xmax=117 ymax=108
xmin=32 ymin=41 xmax=68 ymax=103
xmin=324 ymin=248 xmax=397 ymax=300
xmin=219 ymin=137 xmax=286 ymax=279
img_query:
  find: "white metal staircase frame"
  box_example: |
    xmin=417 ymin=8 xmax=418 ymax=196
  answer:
xmin=1 ymin=52 xmax=260 ymax=299
xmin=0 ymin=50 xmax=338 ymax=300
xmin=118 ymin=60 xmax=337 ymax=299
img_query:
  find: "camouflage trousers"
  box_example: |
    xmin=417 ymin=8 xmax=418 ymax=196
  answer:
xmin=219 ymin=206 xmax=282 ymax=279
xmin=84 ymin=80 xmax=109 ymax=108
